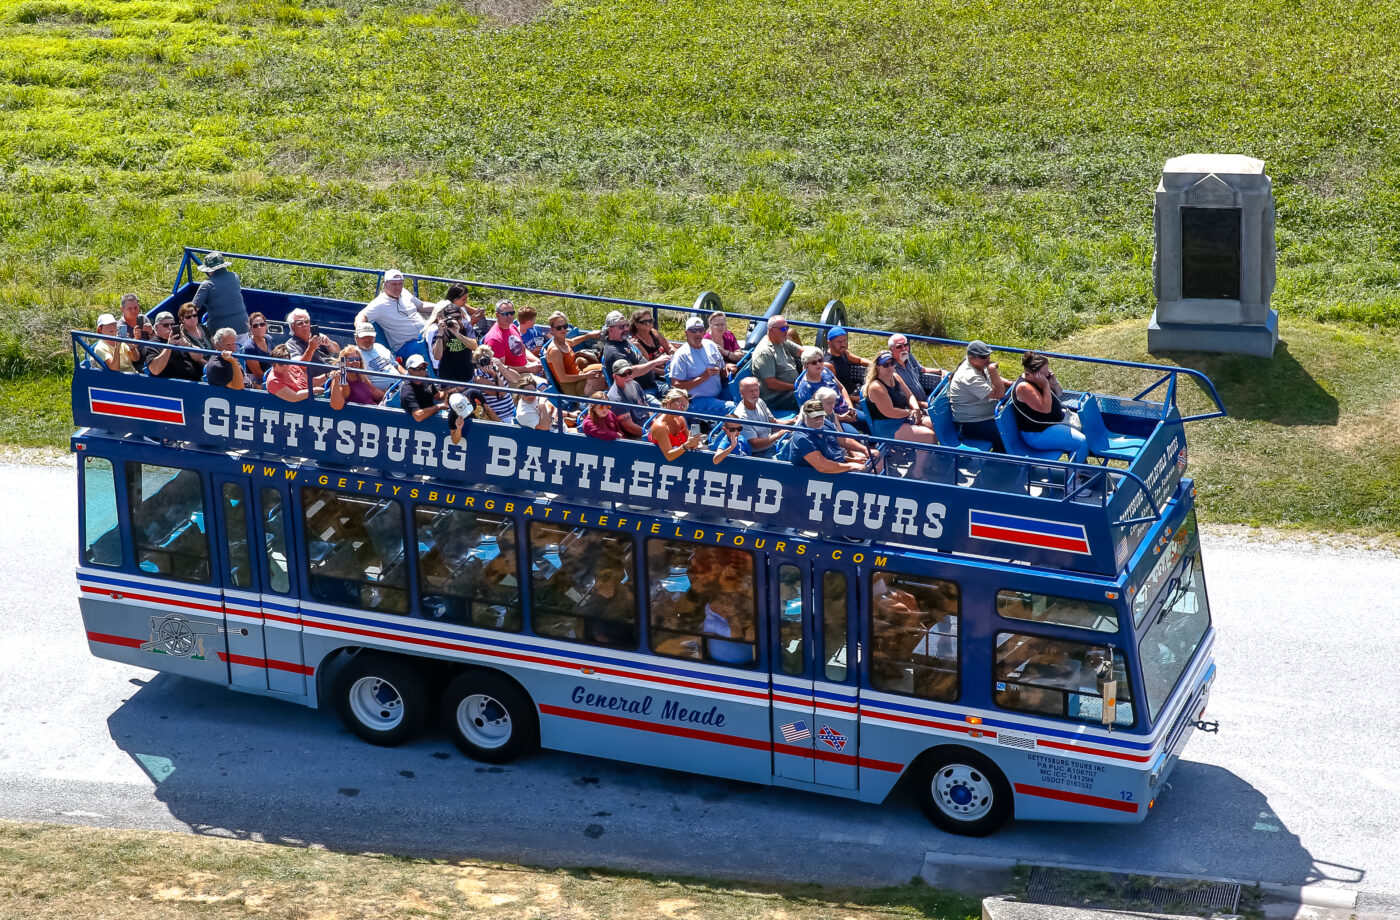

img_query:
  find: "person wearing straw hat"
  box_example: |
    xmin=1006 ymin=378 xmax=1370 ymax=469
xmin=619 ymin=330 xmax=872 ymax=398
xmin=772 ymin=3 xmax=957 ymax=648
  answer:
xmin=191 ymin=251 xmax=249 ymax=336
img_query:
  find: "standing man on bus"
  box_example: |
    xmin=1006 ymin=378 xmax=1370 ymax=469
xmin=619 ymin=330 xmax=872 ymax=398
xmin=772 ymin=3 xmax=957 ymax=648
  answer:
xmin=669 ymin=316 xmax=736 ymax=418
xmin=191 ymin=251 xmax=248 ymax=335
xmin=948 ymin=340 xmax=1012 ymax=452
xmin=355 ymin=269 xmax=431 ymax=358
xmin=752 ymin=314 xmax=803 ymax=412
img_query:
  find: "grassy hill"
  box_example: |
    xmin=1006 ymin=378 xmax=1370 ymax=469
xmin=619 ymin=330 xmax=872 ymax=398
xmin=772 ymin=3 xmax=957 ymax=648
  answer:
xmin=1 ymin=0 xmax=1396 ymax=531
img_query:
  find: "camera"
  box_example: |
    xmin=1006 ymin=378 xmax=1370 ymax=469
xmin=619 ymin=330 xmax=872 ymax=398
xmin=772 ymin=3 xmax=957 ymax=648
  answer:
xmin=476 ymin=352 xmax=493 ymax=367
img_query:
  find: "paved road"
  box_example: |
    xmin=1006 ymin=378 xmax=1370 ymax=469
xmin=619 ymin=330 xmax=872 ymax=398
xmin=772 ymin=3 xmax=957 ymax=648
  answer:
xmin=2 ymin=462 xmax=1397 ymax=913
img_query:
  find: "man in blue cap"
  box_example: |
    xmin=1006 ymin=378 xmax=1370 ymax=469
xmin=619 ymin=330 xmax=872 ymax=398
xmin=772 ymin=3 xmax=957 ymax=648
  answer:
xmin=822 ymin=325 xmax=869 ymax=394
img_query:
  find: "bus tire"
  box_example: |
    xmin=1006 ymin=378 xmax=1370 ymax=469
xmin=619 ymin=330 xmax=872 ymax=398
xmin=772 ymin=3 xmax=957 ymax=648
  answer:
xmin=333 ymin=653 xmax=430 ymax=747
xmin=441 ymin=671 xmax=538 ymax=764
xmin=914 ymin=748 xmax=1012 ymax=837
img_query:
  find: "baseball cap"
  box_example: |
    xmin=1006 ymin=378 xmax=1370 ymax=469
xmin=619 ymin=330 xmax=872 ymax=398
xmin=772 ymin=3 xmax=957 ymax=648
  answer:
xmin=827 ymin=325 xmax=847 ymax=339
xmin=405 ymin=354 xmax=428 ymax=369
xmin=96 ymin=313 xmax=117 ymax=327
xmin=875 ymin=350 xmax=896 ymax=367
xmin=801 ymin=398 xmax=827 ymax=418
xmin=966 ymin=340 xmax=993 ymax=357
xmin=383 ymin=269 xmax=405 ymax=282
xmin=611 ymin=359 xmax=633 ymax=376
xmin=448 ymin=392 xmax=469 ymax=415
xmin=153 ymin=311 xmax=175 ymax=324
xmin=604 ymin=310 xmax=627 ymax=328
xmin=685 ymin=315 xmax=705 ymax=332
xmin=354 ymin=323 xmax=376 ymax=337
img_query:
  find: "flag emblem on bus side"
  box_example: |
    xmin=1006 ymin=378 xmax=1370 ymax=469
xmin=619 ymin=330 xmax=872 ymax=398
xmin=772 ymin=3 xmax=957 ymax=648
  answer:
xmin=968 ymin=510 xmax=1091 ymax=555
xmin=780 ymin=720 xmax=810 ymax=743
xmin=817 ymin=725 xmax=847 ymax=751
xmin=89 ymin=388 xmax=186 ymax=425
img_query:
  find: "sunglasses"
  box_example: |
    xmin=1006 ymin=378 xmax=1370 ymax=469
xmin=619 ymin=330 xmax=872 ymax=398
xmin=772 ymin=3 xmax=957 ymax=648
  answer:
xmin=292 ymin=319 xmax=310 ymax=326
xmin=499 ymin=310 xmax=516 ymax=317
xmin=156 ymin=322 xmax=173 ymax=328
xmin=891 ymin=342 xmax=909 ymax=349
xmin=637 ymin=318 xmax=654 ymax=325
xmin=805 ymin=359 xmax=823 ymax=365
xmin=774 ymin=325 xmax=790 ymax=332
xmin=724 ymin=426 xmax=742 ymax=434
xmin=876 ymin=357 xmax=895 ymax=367
xmin=551 ymin=324 xmax=567 ymax=330
xmin=251 ymin=322 xmax=267 ymax=328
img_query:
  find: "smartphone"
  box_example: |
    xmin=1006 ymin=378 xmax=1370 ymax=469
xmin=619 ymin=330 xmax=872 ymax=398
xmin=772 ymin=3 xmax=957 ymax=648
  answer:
xmin=309 ymin=323 xmax=320 ymax=338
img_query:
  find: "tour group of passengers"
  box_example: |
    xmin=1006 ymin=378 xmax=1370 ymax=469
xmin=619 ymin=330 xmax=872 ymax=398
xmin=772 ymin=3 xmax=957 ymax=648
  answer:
xmin=91 ymin=253 xmax=1091 ymax=473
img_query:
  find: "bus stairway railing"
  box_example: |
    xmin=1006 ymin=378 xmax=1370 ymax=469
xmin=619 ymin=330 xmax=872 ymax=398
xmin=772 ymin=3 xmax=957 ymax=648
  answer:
xmin=70 ymin=329 xmax=1165 ymax=535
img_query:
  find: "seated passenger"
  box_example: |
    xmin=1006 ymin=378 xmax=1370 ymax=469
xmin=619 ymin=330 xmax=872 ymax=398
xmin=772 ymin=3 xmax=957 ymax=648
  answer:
xmin=265 ymin=341 xmax=332 ymax=402
xmin=648 ymin=388 xmax=704 ymax=461
xmin=513 ymin=374 xmax=557 ymax=431
xmin=240 ymin=312 xmax=275 ymax=387
xmin=355 ymin=268 xmax=429 ymax=356
xmin=327 ymin=345 xmax=384 ymax=408
xmin=354 ymin=323 xmax=404 ymax=379
xmin=481 ymin=299 xmax=542 ymax=373
xmin=92 ymin=313 xmax=138 ymax=373
xmin=607 ymin=360 xmax=652 ymax=427
xmin=601 ymin=311 xmax=665 ymax=402
xmin=948 ymin=340 xmax=1011 ymax=451
xmin=284 ymin=308 xmax=340 ymax=357
xmin=447 ymin=389 xmax=498 ymax=445
xmin=789 ymin=399 xmax=864 ymax=474
xmin=630 ymin=308 xmax=674 ymax=363
xmin=709 ymin=417 xmax=751 ymax=464
xmin=815 ymin=387 xmax=872 ymax=467
xmin=823 ymin=325 xmax=869 ymax=393
xmin=704 ymin=311 xmax=743 ymax=363
xmin=751 ymin=314 xmax=803 ymax=412
xmin=1012 ymin=351 xmax=1088 ymax=464
xmin=401 ymin=354 xmax=449 ymax=421
xmin=863 ymin=351 xmax=937 ymax=478
xmin=795 ymin=347 xmax=860 ymax=431
xmin=203 ymin=328 xmax=246 ymax=390
xmin=703 ymin=594 xmax=755 ymax=665
xmin=143 ymin=311 xmax=203 ymax=381
xmin=191 ymin=251 xmax=248 ymax=335
xmin=581 ymin=400 xmax=628 ymax=441
xmin=668 ymin=315 xmax=736 ymax=418
xmin=424 ymin=298 xmax=478 ymax=383
xmin=732 ymin=376 xmax=784 ymax=459
xmin=173 ymin=303 xmax=212 ymax=365
xmin=472 ymin=345 xmax=518 ymax=423
xmin=517 ymin=305 xmax=546 ymax=356
xmin=544 ymin=311 xmax=603 ymax=397
xmin=888 ymin=333 xmax=939 ymax=405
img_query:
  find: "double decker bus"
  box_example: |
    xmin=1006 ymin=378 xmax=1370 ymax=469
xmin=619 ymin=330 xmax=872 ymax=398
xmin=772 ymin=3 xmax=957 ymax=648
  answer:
xmin=73 ymin=249 xmax=1224 ymax=836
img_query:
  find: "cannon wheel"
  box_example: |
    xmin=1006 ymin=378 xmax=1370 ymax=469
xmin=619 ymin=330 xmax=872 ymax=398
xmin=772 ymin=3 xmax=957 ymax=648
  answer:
xmin=816 ymin=299 xmax=849 ymax=351
xmin=158 ymin=615 xmax=197 ymax=657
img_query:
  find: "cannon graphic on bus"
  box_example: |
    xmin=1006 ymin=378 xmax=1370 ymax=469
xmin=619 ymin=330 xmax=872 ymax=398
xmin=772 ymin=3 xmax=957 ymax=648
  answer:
xmin=142 ymin=613 xmax=226 ymax=660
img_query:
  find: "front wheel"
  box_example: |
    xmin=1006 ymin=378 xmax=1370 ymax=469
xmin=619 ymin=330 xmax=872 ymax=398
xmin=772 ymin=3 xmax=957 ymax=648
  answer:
xmin=915 ymin=748 xmax=1013 ymax=837
xmin=333 ymin=653 xmax=430 ymax=747
xmin=441 ymin=671 xmax=538 ymax=764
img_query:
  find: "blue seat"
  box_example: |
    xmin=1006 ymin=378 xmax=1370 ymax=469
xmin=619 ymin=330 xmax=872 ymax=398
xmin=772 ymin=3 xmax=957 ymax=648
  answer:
xmin=994 ymin=402 xmax=1063 ymax=462
xmin=930 ymin=394 xmax=991 ymax=452
xmin=1078 ymin=397 xmax=1146 ymax=463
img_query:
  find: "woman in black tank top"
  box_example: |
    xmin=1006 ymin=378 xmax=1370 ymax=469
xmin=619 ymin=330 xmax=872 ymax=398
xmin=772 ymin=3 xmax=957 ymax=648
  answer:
xmin=862 ymin=350 xmax=938 ymax=477
xmin=1011 ymin=351 xmax=1088 ymax=463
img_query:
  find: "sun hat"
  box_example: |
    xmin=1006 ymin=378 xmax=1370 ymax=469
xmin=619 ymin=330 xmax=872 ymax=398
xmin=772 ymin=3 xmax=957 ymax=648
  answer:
xmin=198 ymin=252 xmax=232 ymax=272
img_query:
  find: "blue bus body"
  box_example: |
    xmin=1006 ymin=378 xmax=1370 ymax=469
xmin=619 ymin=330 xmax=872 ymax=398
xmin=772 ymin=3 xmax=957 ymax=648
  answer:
xmin=72 ymin=249 xmax=1222 ymax=833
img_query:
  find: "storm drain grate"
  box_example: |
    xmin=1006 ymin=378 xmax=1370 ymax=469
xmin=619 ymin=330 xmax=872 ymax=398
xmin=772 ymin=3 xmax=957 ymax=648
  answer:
xmin=1024 ymin=866 xmax=1241 ymax=916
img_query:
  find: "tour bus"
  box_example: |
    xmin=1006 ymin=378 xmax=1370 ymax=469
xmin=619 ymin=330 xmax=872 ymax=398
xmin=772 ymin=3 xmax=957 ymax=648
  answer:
xmin=72 ymin=249 xmax=1224 ymax=836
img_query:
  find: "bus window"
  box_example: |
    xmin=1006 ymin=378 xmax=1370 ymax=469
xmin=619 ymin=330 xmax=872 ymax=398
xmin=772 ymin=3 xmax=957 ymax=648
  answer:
xmin=996 ymin=589 xmax=1118 ymax=633
xmin=221 ymin=483 xmax=252 ymax=589
xmin=822 ymin=570 xmax=848 ymax=682
xmin=778 ymin=564 xmax=803 ymax=676
xmin=994 ymin=632 xmax=1135 ymax=727
xmin=869 ymin=572 xmax=958 ymax=701
xmin=126 ymin=463 xmax=210 ymax=583
xmin=260 ymin=489 xmax=290 ymax=594
xmin=416 ymin=506 xmax=521 ymax=632
xmin=1133 ymin=511 xmax=1198 ymax=627
xmin=82 ymin=456 xmax=121 ymax=567
xmin=529 ymin=522 xmax=635 ymax=648
xmin=1139 ymin=553 xmax=1211 ymax=721
xmin=301 ymin=487 xmax=407 ymax=615
xmin=647 ymin=540 xmax=756 ymax=668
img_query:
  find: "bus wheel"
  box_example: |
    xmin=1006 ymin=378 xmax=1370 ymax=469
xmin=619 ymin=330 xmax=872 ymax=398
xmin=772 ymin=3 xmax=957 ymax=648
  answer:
xmin=915 ymin=749 xmax=1012 ymax=837
xmin=441 ymin=672 xmax=538 ymax=764
xmin=334 ymin=654 xmax=429 ymax=747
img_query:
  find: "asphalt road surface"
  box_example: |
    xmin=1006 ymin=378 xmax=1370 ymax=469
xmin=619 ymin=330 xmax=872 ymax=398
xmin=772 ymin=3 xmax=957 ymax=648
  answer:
xmin=2 ymin=461 xmax=1397 ymax=913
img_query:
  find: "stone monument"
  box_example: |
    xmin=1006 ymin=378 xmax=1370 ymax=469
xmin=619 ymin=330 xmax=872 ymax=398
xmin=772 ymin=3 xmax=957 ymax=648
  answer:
xmin=1148 ymin=154 xmax=1278 ymax=357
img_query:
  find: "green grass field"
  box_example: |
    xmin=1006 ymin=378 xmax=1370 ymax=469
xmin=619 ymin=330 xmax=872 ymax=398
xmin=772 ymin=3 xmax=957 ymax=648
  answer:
xmin=2 ymin=0 xmax=1396 ymax=531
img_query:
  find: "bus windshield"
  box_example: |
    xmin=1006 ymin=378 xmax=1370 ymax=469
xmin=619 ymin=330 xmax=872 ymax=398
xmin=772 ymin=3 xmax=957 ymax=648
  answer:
xmin=1138 ymin=552 xmax=1211 ymax=721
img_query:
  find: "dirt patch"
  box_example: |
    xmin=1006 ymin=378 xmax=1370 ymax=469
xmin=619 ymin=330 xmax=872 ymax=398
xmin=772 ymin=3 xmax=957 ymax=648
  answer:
xmin=1313 ymin=396 xmax=1400 ymax=453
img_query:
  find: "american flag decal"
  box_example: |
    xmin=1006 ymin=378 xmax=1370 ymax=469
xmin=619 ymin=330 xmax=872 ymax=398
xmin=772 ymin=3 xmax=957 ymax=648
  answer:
xmin=89 ymin=387 xmax=186 ymax=425
xmin=780 ymin=720 xmax=810 ymax=743
xmin=816 ymin=724 xmax=847 ymax=751
xmin=968 ymin=509 xmax=1091 ymax=555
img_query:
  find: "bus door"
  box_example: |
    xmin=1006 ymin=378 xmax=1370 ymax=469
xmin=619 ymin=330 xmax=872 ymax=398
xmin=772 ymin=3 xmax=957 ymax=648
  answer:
xmin=254 ymin=481 xmax=306 ymax=696
xmin=768 ymin=556 xmax=860 ymax=790
xmin=212 ymin=474 xmax=267 ymax=690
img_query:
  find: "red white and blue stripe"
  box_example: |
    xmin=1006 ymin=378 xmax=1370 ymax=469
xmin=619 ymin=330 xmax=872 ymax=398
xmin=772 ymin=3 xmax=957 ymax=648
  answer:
xmin=969 ymin=510 xmax=1091 ymax=555
xmin=88 ymin=387 xmax=186 ymax=425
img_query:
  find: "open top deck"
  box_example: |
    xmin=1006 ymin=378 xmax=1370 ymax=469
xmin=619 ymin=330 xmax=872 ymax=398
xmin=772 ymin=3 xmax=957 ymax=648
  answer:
xmin=71 ymin=248 xmax=1226 ymax=579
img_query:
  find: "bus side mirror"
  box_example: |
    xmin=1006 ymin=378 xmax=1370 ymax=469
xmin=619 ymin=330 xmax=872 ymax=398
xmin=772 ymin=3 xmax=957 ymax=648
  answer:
xmin=1096 ymin=658 xmax=1117 ymax=726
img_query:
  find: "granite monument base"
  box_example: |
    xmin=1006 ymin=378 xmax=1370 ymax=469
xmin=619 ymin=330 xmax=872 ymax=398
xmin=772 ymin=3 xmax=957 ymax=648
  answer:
xmin=1147 ymin=308 xmax=1278 ymax=358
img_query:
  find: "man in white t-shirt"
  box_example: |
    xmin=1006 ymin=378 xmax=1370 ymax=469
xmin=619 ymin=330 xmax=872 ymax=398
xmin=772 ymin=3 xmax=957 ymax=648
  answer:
xmin=355 ymin=268 xmax=431 ymax=355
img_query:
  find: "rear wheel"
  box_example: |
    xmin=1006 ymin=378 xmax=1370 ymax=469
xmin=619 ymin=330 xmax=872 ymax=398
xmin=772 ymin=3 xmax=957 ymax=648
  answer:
xmin=441 ymin=671 xmax=538 ymax=764
xmin=915 ymin=748 xmax=1012 ymax=837
xmin=333 ymin=653 xmax=430 ymax=747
